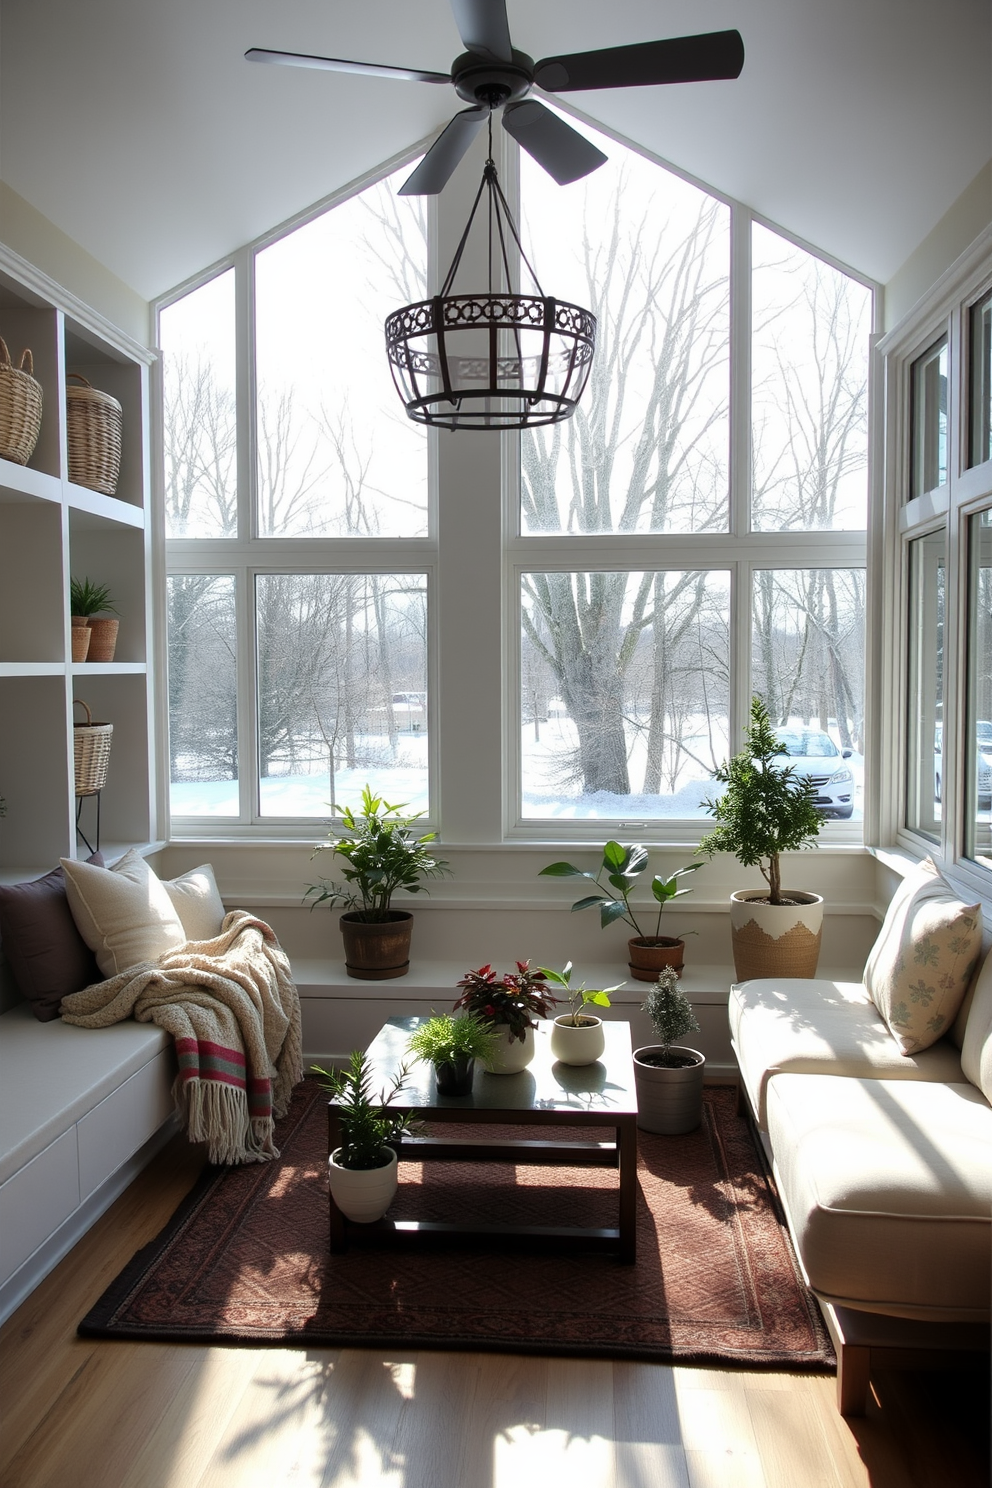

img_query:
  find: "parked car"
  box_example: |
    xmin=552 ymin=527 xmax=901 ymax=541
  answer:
xmin=773 ymin=727 xmax=856 ymax=819
xmin=935 ymin=722 xmax=992 ymax=808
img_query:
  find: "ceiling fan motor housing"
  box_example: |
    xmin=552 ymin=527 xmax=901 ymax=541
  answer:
xmin=451 ymin=49 xmax=535 ymax=107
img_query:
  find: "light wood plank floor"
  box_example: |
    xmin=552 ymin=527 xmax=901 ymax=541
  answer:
xmin=1 ymin=1137 xmax=987 ymax=1488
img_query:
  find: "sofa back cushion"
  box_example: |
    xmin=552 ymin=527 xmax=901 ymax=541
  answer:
xmin=61 ymin=849 xmax=186 ymax=978
xmin=961 ymin=946 xmax=992 ymax=1103
xmin=864 ymin=858 xmax=982 ymax=1055
xmin=0 ymin=855 xmax=104 ymax=1020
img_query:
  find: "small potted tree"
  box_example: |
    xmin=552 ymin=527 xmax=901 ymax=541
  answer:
xmin=406 ymin=1013 xmax=500 ymax=1095
xmin=697 ymin=696 xmax=824 ymax=980
xmin=540 ymin=843 xmax=700 ymax=980
xmin=453 ymin=961 xmax=559 ymax=1074
xmin=305 ymin=785 xmax=450 ymax=979
xmin=314 ymin=1050 xmax=419 ymax=1222
xmin=633 ymin=966 xmax=705 ymax=1134
xmin=70 ymin=576 xmax=119 ymax=662
xmin=539 ymin=962 xmax=622 ymax=1065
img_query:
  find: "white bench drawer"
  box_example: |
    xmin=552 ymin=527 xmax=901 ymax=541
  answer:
xmin=76 ymin=1049 xmax=175 ymax=1199
xmin=0 ymin=1128 xmax=80 ymax=1284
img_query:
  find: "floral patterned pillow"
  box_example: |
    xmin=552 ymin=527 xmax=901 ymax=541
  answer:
xmin=864 ymin=859 xmax=983 ymax=1055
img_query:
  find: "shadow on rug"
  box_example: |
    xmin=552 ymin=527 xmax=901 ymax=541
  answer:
xmin=80 ymin=1079 xmax=834 ymax=1369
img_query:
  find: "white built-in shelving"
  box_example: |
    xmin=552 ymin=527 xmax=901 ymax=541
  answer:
xmin=0 ymin=250 xmax=158 ymax=882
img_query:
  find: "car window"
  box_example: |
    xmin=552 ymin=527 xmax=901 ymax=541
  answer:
xmin=774 ymin=729 xmax=838 ymax=758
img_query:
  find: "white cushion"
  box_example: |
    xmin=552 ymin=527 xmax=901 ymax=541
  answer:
xmin=961 ymin=946 xmax=992 ymax=1104
xmin=863 ymin=858 xmax=982 ymax=1054
xmin=729 ymin=977 xmax=964 ymax=1129
xmin=61 ymin=849 xmax=186 ymax=978
xmin=163 ymin=863 xmax=225 ymax=942
xmin=767 ymin=1072 xmax=992 ymax=1323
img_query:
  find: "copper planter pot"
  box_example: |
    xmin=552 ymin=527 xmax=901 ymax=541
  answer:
xmin=627 ymin=935 xmax=685 ymax=983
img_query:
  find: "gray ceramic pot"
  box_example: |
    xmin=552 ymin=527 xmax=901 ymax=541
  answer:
xmin=633 ymin=1045 xmax=705 ymax=1134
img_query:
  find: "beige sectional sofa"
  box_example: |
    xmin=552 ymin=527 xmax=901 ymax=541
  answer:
xmin=730 ymin=867 xmax=991 ymax=1415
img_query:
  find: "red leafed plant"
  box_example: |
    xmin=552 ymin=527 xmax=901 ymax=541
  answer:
xmin=453 ymin=961 xmax=559 ymax=1043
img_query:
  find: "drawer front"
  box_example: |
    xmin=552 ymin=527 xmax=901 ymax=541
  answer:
xmin=0 ymin=1128 xmax=80 ymax=1284
xmin=76 ymin=1049 xmax=175 ymax=1199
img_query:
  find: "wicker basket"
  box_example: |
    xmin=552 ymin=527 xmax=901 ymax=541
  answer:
xmin=73 ymin=699 xmax=113 ymax=797
xmin=0 ymin=336 xmax=43 ymax=465
xmin=66 ymin=373 xmax=123 ymax=495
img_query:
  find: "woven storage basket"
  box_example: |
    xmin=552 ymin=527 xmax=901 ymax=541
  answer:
xmin=73 ymin=699 xmax=113 ymax=797
xmin=0 ymin=337 xmax=43 ymax=465
xmin=66 ymin=373 xmax=123 ymax=495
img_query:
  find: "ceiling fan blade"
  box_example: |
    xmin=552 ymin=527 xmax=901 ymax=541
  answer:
xmin=398 ymin=108 xmax=489 ymax=195
xmin=245 ymin=47 xmax=449 ymax=86
xmin=533 ymin=31 xmax=745 ymax=92
xmin=449 ymin=0 xmax=513 ymax=63
xmin=502 ymin=101 xmax=608 ymax=186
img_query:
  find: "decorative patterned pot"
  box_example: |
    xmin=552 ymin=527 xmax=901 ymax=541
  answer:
xmin=628 ymin=935 xmax=685 ymax=982
xmin=633 ymin=1045 xmax=705 ymax=1134
xmin=339 ymin=910 xmax=412 ymax=979
xmin=328 ymin=1146 xmax=398 ymax=1222
xmin=729 ymin=890 xmax=823 ymax=981
xmin=434 ymin=1054 xmax=476 ymax=1096
xmin=550 ymin=1014 xmax=605 ymax=1065
xmin=483 ymin=1026 xmax=535 ymax=1074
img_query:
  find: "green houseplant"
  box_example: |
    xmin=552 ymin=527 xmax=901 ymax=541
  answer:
xmin=540 ymin=842 xmax=700 ymax=980
xmin=314 ymin=1049 xmax=419 ymax=1222
xmin=305 ymin=785 xmax=450 ymax=980
xmin=453 ymin=961 xmax=559 ymax=1074
xmin=406 ymin=1013 xmax=500 ymax=1095
xmin=697 ymin=695 xmax=825 ymax=980
xmin=70 ymin=576 xmax=119 ymax=662
xmin=633 ymin=966 xmax=705 ymax=1133
xmin=538 ymin=962 xmax=623 ymax=1066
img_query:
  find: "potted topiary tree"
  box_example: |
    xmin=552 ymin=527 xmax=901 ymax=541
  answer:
xmin=538 ymin=961 xmax=622 ymax=1065
xmin=540 ymin=842 xmax=700 ymax=980
xmin=305 ymin=785 xmax=450 ymax=979
xmin=633 ymin=966 xmax=705 ymax=1134
xmin=697 ymin=695 xmax=825 ymax=980
xmin=406 ymin=1012 xmax=500 ymax=1095
xmin=453 ymin=961 xmax=559 ymax=1074
xmin=314 ymin=1049 xmax=419 ymax=1222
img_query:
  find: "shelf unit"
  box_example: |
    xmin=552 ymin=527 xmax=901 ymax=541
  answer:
xmin=0 ymin=248 xmax=158 ymax=883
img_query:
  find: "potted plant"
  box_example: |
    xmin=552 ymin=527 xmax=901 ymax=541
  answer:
xmin=538 ymin=962 xmax=622 ymax=1065
xmin=406 ymin=1013 xmax=500 ymax=1095
xmin=305 ymin=785 xmax=450 ymax=979
xmin=70 ymin=576 xmax=119 ymax=662
xmin=633 ymin=966 xmax=705 ymax=1134
xmin=313 ymin=1050 xmax=419 ymax=1222
xmin=697 ymin=695 xmax=824 ymax=981
xmin=540 ymin=843 xmax=700 ymax=980
xmin=453 ymin=961 xmax=559 ymax=1074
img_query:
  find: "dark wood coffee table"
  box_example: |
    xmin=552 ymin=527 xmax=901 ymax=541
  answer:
xmin=327 ymin=1016 xmax=639 ymax=1262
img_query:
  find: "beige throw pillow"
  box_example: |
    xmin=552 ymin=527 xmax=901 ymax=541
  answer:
xmin=163 ymin=863 xmax=226 ymax=942
xmin=864 ymin=859 xmax=982 ymax=1055
xmin=61 ymin=849 xmax=186 ymax=978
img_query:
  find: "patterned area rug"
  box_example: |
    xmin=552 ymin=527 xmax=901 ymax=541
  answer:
xmin=80 ymin=1079 xmax=834 ymax=1369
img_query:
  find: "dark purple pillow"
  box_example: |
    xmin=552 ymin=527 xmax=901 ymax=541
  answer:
xmin=0 ymin=853 xmax=105 ymax=1021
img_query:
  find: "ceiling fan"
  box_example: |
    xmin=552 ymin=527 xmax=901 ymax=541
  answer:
xmin=246 ymin=0 xmax=744 ymax=195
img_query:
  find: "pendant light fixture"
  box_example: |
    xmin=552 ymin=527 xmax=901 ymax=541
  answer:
xmin=384 ymin=118 xmax=596 ymax=432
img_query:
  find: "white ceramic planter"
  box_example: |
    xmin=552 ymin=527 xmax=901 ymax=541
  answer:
xmin=729 ymin=889 xmax=824 ymax=981
xmin=328 ymin=1146 xmax=398 ymax=1222
xmin=550 ymin=1014 xmax=606 ymax=1065
xmin=483 ymin=1026 xmax=535 ymax=1074
xmin=633 ymin=1046 xmax=705 ymax=1134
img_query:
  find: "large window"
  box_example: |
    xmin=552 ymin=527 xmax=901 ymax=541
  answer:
xmin=161 ymin=126 xmax=874 ymax=837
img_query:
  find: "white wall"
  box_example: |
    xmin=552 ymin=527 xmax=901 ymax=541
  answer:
xmin=884 ymin=161 xmax=992 ymax=331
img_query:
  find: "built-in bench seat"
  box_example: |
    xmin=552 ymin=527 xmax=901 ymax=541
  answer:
xmin=0 ymin=1002 xmax=177 ymax=1323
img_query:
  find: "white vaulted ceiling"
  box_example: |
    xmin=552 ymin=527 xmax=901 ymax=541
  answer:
xmin=1 ymin=0 xmax=989 ymax=300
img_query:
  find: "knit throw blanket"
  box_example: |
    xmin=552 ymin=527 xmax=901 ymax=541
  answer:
xmin=60 ymin=912 xmax=304 ymax=1165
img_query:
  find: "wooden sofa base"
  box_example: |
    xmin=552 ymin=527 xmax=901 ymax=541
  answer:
xmin=821 ymin=1302 xmax=990 ymax=1416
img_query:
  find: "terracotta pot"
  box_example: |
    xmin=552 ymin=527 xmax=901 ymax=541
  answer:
xmin=483 ymin=1026 xmax=535 ymax=1074
xmin=86 ymin=616 xmax=118 ymax=662
xmin=550 ymin=1014 xmax=605 ymax=1065
xmin=729 ymin=890 xmax=823 ymax=981
xmin=328 ymin=1146 xmax=397 ymax=1222
xmin=633 ymin=1045 xmax=705 ymax=1134
xmin=339 ymin=910 xmax=412 ymax=979
xmin=71 ymin=625 xmax=91 ymax=661
xmin=628 ymin=935 xmax=685 ymax=982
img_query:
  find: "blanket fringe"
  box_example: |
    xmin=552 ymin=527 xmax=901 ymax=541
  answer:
xmin=174 ymin=1075 xmax=279 ymax=1165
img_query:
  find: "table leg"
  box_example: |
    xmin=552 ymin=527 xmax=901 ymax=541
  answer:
xmin=617 ymin=1116 xmax=638 ymax=1263
xmin=327 ymin=1104 xmax=348 ymax=1254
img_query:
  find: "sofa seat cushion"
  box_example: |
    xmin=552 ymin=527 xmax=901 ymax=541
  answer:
xmin=0 ymin=1002 xmax=171 ymax=1185
xmin=730 ymin=978 xmax=964 ymax=1129
xmin=766 ymin=1072 xmax=992 ymax=1323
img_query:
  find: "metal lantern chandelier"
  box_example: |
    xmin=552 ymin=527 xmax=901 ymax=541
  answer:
xmin=384 ymin=133 xmax=596 ymax=432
